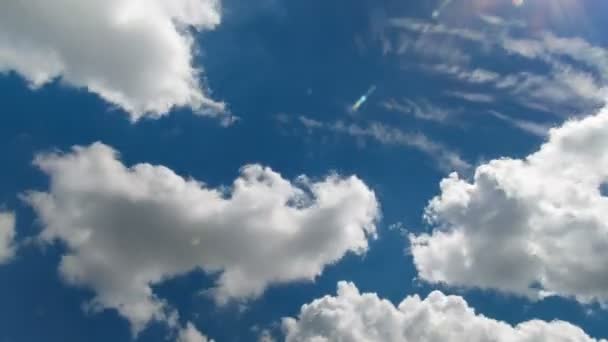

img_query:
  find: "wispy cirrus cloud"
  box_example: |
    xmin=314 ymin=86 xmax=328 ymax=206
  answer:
xmin=502 ymin=32 xmax=608 ymax=80
xmin=379 ymin=15 xmax=608 ymax=118
xmin=444 ymin=91 xmax=495 ymax=104
xmin=381 ymin=98 xmax=453 ymax=123
xmin=428 ymin=64 xmax=501 ymax=84
xmin=299 ymin=117 xmax=470 ymax=173
xmin=487 ymin=110 xmax=552 ymax=137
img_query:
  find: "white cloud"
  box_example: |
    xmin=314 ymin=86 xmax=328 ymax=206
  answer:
xmin=495 ymin=67 xmax=607 ymax=114
xmin=0 ymin=0 xmax=228 ymax=121
xmin=283 ymin=281 xmax=604 ymax=342
xmin=410 ymin=104 xmax=608 ymax=304
xmin=298 ymin=117 xmax=470 ymax=174
xmin=177 ymin=322 xmax=213 ymax=342
xmin=0 ymin=212 xmax=16 ymax=263
xmin=392 ymin=33 xmax=472 ymax=65
xmin=426 ymin=62 xmax=605 ymax=114
xmin=25 ymin=143 xmax=379 ymax=334
xmin=299 ymin=116 xmax=324 ymax=129
xmin=428 ymin=64 xmax=501 ymax=84
xmin=385 ymin=17 xmax=608 ymax=116
xmin=381 ymin=98 xmax=452 ymax=123
xmin=389 ymin=17 xmax=608 ymax=84
xmin=477 ymin=14 xmax=526 ymax=29
xmin=502 ymin=33 xmax=608 ymax=81
xmin=388 ymin=18 xmax=484 ymax=42
xmin=487 ymin=111 xmax=551 ymax=137
xmin=444 ymin=91 xmax=495 ymax=104
xmin=258 ymin=329 xmax=277 ymax=342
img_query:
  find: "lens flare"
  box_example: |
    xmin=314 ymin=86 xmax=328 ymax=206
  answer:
xmin=350 ymin=85 xmax=377 ymax=112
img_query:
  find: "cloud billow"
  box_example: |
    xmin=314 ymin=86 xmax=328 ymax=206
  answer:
xmin=283 ymin=281 xmax=605 ymax=342
xmin=0 ymin=0 xmax=227 ymax=121
xmin=0 ymin=212 xmax=16 ymax=263
xmin=25 ymin=143 xmax=380 ymax=334
xmin=411 ymin=104 xmax=608 ymax=304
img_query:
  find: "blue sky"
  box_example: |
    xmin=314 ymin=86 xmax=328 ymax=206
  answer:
xmin=2 ymin=0 xmax=608 ymax=341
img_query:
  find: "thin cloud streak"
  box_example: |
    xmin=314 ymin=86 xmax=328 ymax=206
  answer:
xmin=381 ymin=98 xmax=452 ymax=123
xmin=381 ymin=16 xmax=608 ymax=116
xmin=488 ymin=110 xmax=552 ymax=137
xmin=299 ymin=117 xmax=470 ymax=174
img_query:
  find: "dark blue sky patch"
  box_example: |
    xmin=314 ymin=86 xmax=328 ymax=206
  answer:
xmin=601 ymin=183 xmax=608 ymax=197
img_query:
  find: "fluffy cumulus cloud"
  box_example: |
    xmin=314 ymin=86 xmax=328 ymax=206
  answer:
xmin=24 ymin=143 xmax=379 ymax=333
xmin=0 ymin=0 xmax=227 ymax=121
xmin=283 ymin=281 xmax=604 ymax=342
xmin=177 ymin=323 xmax=213 ymax=342
xmin=0 ymin=212 xmax=16 ymax=263
xmin=410 ymin=104 xmax=608 ymax=304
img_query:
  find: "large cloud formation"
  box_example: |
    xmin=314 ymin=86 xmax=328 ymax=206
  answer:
xmin=410 ymin=104 xmax=608 ymax=304
xmin=283 ymin=281 xmax=605 ymax=342
xmin=0 ymin=0 xmax=226 ymax=120
xmin=0 ymin=212 xmax=16 ymax=263
xmin=24 ymin=143 xmax=379 ymax=333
